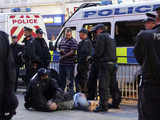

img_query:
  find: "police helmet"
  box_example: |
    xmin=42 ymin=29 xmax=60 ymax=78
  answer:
xmin=38 ymin=68 xmax=49 ymax=76
xmin=143 ymin=13 xmax=156 ymax=23
xmin=90 ymin=24 xmax=105 ymax=32
xmin=36 ymin=28 xmax=43 ymax=34
xmin=79 ymin=28 xmax=89 ymax=34
xmin=24 ymin=26 xmax=32 ymax=32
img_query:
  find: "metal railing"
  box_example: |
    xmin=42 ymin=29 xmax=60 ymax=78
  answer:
xmin=49 ymin=60 xmax=140 ymax=100
xmin=117 ymin=64 xmax=140 ymax=100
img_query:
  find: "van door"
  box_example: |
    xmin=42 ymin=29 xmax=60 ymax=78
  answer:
xmin=7 ymin=13 xmax=48 ymax=44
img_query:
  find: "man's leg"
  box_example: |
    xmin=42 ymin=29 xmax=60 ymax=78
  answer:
xmin=94 ymin=63 xmax=112 ymax=112
xmin=87 ymin=63 xmax=98 ymax=100
xmin=66 ymin=64 xmax=75 ymax=92
xmin=75 ymin=64 xmax=81 ymax=92
xmin=109 ymin=67 xmax=121 ymax=108
xmin=141 ymin=85 xmax=160 ymax=120
xmin=59 ymin=64 xmax=67 ymax=91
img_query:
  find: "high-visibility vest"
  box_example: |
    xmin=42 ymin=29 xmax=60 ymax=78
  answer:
xmin=50 ymin=50 xmax=54 ymax=62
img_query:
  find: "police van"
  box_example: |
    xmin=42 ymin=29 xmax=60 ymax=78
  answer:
xmin=0 ymin=8 xmax=48 ymax=44
xmin=56 ymin=1 xmax=160 ymax=85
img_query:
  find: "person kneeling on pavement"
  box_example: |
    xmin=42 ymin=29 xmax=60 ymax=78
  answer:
xmin=24 ymin=68 xmax=64 ymax=112
xmin=24 ymin=68 xmax=96 ymax=112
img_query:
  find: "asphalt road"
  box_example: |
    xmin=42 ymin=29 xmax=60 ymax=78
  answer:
xmin=12 ymin=93 xmax=138 ymax=120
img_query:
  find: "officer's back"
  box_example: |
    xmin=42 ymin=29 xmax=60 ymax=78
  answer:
xmin=134 ymin=24 xmax=160 ymax=76
xmin=94 ymin=29 xmax=116 ymax=62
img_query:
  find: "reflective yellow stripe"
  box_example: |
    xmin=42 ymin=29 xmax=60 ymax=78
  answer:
xmin=116 ymin=47 xmax=127 ymax=64
xmin=50 ymin=50 xmax=54 ymax=62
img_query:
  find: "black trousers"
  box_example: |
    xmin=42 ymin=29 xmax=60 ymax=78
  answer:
xmin=15 ymin=67 xmax=19 ymax=92
xmin=87 ymin=63 xmax=121 ymax=106
xmin=87 ymin=62 xmax=98 ymax=100
xmin=75 ymin=63 xmax=89 ymax=93
xmin=109 ymin=67 xmax=121 ymax=106
xmin=25 ymin=64 xmax=37 ymax=87
xmin=139 ymin=82 xmax=160 ymax=120
xmin=98 ymin=63 xmax=113 ymax=108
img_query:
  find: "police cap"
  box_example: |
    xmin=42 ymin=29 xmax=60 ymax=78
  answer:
xmin=143 ymin=13 xmax=156 ymax=22
xmin=79 ymin=28 xmax=88 ymax=34
xmin=156 ymin=6 xmax=160 ymax=11
xmin=90 ymin=24 xmax=105 ymax=32
xmin=36 ymin=28 xmax=43 ymax=34
xmin=24 ymin=26 xmax=32 ymax=32
xmin=12 ymin=35 xmax=17 ymax=39
xmin=38 ymin=68 xmax=49 ymax=76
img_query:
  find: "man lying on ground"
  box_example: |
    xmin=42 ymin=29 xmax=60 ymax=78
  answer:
xmin=24 ymin=68 xmax=96 ymax=112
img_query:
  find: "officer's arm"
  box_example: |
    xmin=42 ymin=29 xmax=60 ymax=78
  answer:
xmin=133 ymin=33 xmax=145 ymax=65
xmin=32 ymin=41 xmax=41 ymax=63
xmin=94 ymin=35 xmax=105 ymax=58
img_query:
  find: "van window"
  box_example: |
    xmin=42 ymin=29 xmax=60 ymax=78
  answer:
xmin=115 ymin=20 xmax=144 ymax=47
xmin=83 ymin=22 xmax=111 ymax=34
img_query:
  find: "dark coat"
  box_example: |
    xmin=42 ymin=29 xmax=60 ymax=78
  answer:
xmin=10 ymin=43 xmax=24 ymax=67
xmin=0 ymin=31 xmax=18 ymax=119
xmin=77 ymin=38 xmax=93 ymax=63
xmin=94 ymin=32 xmax=116 ymax=62
xmin=22 ymin=36 xmax=37 ymax=63
xmin=33 ymin=38 xmax=51 ymax=68
xmin=134 ymin=24 xmax=160 ymax=76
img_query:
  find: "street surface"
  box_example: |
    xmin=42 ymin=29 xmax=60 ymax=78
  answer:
xmin=13 ymin=93 xmax=138 ymax=120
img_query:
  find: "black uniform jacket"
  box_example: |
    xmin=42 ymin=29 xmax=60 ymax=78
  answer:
xmin=134 ymin=25 xmax=160 ymax=78
xmin=77 ymin=38 xmax=93 ymax=63
xmin=94 ymin=31 xmax=116 ymax=62
xmin=0 ymin=31 xmax=18 ymax=117
xmin=33 ymin=38 xmax=50 ymax=68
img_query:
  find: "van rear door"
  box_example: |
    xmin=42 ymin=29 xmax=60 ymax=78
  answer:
xmin=7 ymin=13 xmax=48 ymax=43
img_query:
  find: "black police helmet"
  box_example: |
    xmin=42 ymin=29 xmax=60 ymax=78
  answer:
xmin=38 ymin=68 xmax=48 ymax=76
xmin=12 ymin=35 xmax=17 ymax=39
xmin=90 ymin=24 xmax=105 ymax=32
xmin=156 ymin=6 xmax=160 ymax=11
xmin=24 ymin=26 xmax=32 ymax=32
xmin=79 ymin=28 xmax=89 ymax=34
xmin=143 ymin=13 xmax=156 ymax=23
xmin=36 ymin=28 xmax=43 ymax=34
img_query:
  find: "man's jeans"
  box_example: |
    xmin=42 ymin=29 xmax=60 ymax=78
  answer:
xmin=59 ymin=64 xmax=75 ymax=92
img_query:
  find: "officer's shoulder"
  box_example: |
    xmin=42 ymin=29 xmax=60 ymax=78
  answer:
xmin=137 ymin=30 xmax=153 ymax=37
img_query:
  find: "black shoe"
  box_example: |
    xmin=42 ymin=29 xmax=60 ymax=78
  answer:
xmin=93 ymin=106 xmax=108 ymax=112
xmin=108 ymin=103 xmax=120 ymax=109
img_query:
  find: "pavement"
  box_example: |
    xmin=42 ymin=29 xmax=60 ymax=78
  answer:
xmin=13 ymin=93 xmax=138 ymax=120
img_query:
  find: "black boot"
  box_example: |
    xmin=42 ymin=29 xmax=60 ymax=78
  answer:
xmin=108 ymin=103 xmax=120 ymax=109
xmin=93 ymin=105 xmax=108 ymax=112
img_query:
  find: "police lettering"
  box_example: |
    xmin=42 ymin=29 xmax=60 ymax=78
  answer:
xmin=84 ymin=4 xmax=160 ymax=18
xmin=12 ymin=19 xmax=38 ymax=24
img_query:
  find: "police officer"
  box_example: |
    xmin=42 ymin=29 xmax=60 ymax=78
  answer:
xmin=10 ymin=36 xmax=24 ymax=92
xmin=75 ymin=28 xmax=93 ymax=93
xmin=91 ymin=24 xmax=117 ymax=112
xmin=134 ymin=14 xmax=160 ymax=120
xmin=34 ymin=28 xmax=50 ymax=68
xmin=22 ymin=26 xmax=36 ymax=87
xmin=24 ymin=68 xmax=62 ymax=112
xmin=0 ymin=31 xmax=18 ymax=120
xmin=134 ymin=13 xmax=157 ymax=120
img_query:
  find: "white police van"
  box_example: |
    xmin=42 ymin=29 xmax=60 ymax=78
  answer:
xmin=0 ymin=8 xmax=48 ymax=44
xmin=56 ymin=1 xmax=160 ymax=87
xmin=57 ymin=1 xmax=160 ymax=64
